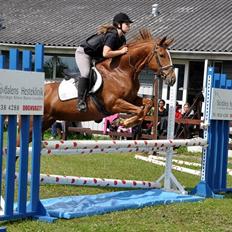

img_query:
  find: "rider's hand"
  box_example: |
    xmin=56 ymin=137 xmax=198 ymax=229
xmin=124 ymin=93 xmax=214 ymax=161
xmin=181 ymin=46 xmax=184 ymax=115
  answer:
xmin=120 ymin=46 xmax=128 ymax=55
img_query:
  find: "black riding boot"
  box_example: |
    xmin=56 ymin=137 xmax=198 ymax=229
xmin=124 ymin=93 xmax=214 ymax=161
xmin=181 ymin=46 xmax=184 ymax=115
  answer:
xmin=77 ymin=77 xmax=89 ymax=112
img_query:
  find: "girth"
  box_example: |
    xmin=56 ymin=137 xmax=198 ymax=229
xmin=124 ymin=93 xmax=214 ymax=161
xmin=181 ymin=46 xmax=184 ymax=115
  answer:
xmin=90 ymin=94 xmax=112 ymax=116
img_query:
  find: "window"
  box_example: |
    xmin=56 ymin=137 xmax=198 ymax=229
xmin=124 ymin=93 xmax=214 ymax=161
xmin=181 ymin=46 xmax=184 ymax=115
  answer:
xmin=44 ymin=55 xmax=78 ymax=79
xmin=209 ymin=61 xmax=223 ymax=74
xmin=59 ymin=56 xmax=77 ymax=73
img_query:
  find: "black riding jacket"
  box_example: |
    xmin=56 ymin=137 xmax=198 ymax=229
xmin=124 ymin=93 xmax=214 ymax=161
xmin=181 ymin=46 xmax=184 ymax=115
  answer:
xmin=81 ymin=28 xmax=126 ymax=61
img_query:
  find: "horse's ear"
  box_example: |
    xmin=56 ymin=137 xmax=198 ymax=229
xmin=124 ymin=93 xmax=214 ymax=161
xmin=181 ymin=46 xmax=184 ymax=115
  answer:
xmin=158 ymin=37 xmax=174 ymax=48
xmin=158 ymin=36 xmax=167 ymax=47
xmin=165 ymin=38 xmax=174 ymax=48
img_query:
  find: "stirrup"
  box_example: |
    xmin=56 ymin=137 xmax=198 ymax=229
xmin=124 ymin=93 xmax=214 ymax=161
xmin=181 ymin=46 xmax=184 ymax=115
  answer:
xmin=77 ymin=100 xmax=87 ymax=112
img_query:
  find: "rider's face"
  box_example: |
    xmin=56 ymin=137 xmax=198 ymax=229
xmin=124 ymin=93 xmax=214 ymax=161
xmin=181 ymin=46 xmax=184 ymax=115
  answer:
xmin=121 ymin=22 xmax=131 ymax=33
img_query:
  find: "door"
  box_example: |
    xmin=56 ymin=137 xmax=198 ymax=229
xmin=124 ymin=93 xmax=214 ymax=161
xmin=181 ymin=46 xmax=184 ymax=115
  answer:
xmin=162 ymin=60 xmax=189 ymax=108
xmin=187 ymin=61 xmax=204 ymax=105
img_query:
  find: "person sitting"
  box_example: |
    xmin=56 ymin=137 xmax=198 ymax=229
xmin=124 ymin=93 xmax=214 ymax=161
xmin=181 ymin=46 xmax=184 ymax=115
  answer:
xmin=103 ymin=114 xmax=120 ymax=134
xmin=104 ymin=114 xmax=132 ymax=139
xmin=157 ymin=99 xmax=168 ymax=137
xmin=182 ymin=102 xmax=194 ymax=118
xmin=182 ymin=102 xmax=195 ymax=139
xmin=174 ymin=102 xmax=182 ymax=137
xmin=175 ymin=102 xmax=182 ymax=120
xmin=75 ymin=13 xmax=133 ymax=112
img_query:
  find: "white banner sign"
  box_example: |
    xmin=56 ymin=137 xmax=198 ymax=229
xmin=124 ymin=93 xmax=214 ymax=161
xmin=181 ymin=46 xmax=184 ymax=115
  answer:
xmin=0 ymin=69 xmax=44 ymax=115
xmin=210 ymin=88 xmax=232 ymax=120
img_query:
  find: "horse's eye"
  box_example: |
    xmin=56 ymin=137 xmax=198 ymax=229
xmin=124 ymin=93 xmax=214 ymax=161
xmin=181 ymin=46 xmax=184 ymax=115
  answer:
xmin=160 ymin=54 xmax=165 ymax=58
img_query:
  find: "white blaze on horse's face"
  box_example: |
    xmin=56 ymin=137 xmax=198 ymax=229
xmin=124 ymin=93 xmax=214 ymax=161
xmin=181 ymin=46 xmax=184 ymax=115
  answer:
xmin=163 ymin=48 xmax=176 ymax=86
xmin=166 ymin=50 xmax=173 ymax=66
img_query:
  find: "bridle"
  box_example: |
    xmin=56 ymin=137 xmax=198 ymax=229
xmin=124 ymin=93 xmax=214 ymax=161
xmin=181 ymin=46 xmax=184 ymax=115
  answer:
xmin=128 ymin=44 xmax=174 ymax=79
xmin=147 ymin=44 xmax=174 ymax=79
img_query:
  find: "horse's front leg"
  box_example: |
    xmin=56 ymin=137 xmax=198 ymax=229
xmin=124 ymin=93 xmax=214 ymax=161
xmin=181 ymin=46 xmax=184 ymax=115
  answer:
xmin=111 ymin=98 xmax=151 ymax=128
xmin=133 ymin=96 xmax=153 ymax=117
xmin=122 ymin=97 xmax=153 ymax=127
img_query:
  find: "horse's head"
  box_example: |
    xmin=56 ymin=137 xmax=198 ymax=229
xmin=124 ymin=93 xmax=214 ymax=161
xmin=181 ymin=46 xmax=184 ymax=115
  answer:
xmin=147 ymin=37 xmax=176 ymax=86
xmin=127 ymin=30 xmax=176 ymax=86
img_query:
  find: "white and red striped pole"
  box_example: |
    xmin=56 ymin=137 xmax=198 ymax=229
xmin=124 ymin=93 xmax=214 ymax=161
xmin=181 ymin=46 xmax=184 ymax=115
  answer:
xmin=4 ymin=146 xmax=167 ymax=156
xmin=41 ymin=138 xmax=207 ymax=150
xmin=3 ymin=138 xmax=207 ymax=156
xmin=14 ymin=172 xmax=161 ymax=189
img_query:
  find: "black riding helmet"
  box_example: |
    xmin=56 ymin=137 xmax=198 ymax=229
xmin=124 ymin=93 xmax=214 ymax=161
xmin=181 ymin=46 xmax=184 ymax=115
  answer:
xmin=113 ymin=13 xmax=133 ymax=27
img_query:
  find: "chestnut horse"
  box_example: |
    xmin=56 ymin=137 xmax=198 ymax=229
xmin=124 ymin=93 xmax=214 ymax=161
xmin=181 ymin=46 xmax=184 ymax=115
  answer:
xmin=19 ymin=29 xmax=176 ymax=143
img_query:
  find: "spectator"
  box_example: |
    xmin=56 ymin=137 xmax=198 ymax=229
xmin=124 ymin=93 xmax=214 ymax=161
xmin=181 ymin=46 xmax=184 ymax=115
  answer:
xmin=103 ymin=114 xmax=120 ymax=134
xmin=174 ymin=102 xmax=182 ymax=137
xmin=157 ymin=99 xmax=168 ymax=136
xmin=175 ymin=102 xmax=182 ymax=120
xmin=182 ymin=102 xmax=194 ymax=118
xmin=103 ymin=114 xmax=128 ymax=139
xmin=182 ymin=103 xmax=195 ymax=138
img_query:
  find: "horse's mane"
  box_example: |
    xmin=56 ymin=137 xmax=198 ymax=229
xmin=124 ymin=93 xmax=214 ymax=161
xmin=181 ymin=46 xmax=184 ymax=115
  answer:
xmin=128 ymin=28 xmax=156 ymax=46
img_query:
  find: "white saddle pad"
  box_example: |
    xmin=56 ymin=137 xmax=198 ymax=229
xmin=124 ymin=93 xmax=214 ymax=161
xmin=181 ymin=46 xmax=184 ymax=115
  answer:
xmin=58 ymin=67 xmax=102 ymax=101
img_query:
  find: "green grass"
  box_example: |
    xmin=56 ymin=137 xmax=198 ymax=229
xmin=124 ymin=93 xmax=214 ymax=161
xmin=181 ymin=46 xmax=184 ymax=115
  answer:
xmin=1 ymin=129 xmax=232 ymax=231
xmin=1 ymin=151 xmax=232 ymax=232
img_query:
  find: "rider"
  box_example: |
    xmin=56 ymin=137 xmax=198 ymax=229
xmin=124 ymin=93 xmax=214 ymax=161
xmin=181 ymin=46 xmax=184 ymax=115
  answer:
xmin=75 ymin=12 xmax=133 ymax=112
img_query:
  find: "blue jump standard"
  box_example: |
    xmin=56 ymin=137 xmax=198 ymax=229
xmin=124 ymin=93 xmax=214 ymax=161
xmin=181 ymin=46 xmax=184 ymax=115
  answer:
xmin=41 ymin=189 xmax=204 ymax=219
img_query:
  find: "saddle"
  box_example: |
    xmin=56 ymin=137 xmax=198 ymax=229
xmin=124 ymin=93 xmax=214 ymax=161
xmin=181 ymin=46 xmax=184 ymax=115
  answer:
xmin=58 ymin=67 xmax=111 ymax=117
xmin=58 ymin=67 xmax=102 ymax=101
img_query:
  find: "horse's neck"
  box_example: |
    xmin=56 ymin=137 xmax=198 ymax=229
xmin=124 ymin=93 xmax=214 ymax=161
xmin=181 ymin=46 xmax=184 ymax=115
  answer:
xmin=97 ymin=43 xmax=151 ymax=81
xmin=127 ymin=43 xmax=152 ymax=74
